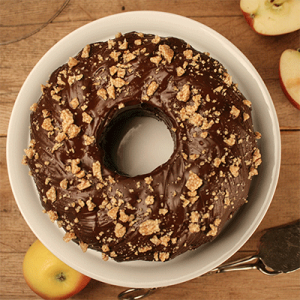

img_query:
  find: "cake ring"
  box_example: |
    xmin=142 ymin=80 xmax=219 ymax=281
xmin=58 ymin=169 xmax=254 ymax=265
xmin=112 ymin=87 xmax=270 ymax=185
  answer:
xmin=23 ymin=31 xmax=261 ymax=262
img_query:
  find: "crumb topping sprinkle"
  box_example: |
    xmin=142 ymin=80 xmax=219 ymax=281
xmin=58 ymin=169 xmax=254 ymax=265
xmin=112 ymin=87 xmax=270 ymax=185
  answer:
xmin=24 ymin=32 xmax=261 ymax=262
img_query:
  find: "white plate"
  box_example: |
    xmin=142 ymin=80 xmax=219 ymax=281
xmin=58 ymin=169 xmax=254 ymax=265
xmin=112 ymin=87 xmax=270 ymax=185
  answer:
xmin=7 ymin=11 xmax=281 ymax=288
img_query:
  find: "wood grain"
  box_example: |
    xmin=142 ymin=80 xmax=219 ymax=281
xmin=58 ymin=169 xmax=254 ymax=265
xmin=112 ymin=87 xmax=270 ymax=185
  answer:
xmin=1 ymin=1 xmax=299 ymax=299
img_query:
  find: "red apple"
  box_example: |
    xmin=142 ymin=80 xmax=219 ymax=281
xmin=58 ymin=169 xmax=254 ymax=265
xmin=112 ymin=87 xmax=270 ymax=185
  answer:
xmin=23 ymin=240 xmax=91 ymax=300
xmin=279 ymin=49 xmax=300 ymax=110
xmin=240 ymin=0 xmax=300 ymax=35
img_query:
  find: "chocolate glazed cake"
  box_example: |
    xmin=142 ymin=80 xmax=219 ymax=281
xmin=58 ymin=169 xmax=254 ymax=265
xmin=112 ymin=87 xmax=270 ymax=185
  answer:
xmin=23 ymin=32 xmax=262 ymax=262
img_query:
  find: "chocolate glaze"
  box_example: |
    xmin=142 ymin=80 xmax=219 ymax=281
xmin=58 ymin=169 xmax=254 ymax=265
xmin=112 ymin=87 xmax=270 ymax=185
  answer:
xmin=24 ymin=32 xmax=261 ymax=262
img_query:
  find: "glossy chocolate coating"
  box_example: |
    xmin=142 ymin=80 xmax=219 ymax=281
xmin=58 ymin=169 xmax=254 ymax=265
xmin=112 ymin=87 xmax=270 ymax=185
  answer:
xmin=25 ymin=32 xmax=261 ymax=262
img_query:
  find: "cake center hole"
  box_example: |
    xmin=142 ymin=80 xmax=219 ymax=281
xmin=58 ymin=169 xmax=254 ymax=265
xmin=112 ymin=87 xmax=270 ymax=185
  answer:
xmin=100 ymin=106 xmax=175 ymax=178
xmin=113 ymin=116 xmax=174 ymax=177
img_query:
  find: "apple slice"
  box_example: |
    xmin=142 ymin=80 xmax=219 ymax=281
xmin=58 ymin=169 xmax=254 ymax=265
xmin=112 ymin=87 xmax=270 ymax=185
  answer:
xmin=240 ymin=0 xmax=300 ymax=35
xmin=279 ymin=49 xmax=300 ymax=110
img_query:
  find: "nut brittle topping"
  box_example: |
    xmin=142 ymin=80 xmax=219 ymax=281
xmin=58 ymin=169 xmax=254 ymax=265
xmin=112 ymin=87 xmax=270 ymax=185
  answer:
xmin=24 ymin=32 xmax=261 ymax=263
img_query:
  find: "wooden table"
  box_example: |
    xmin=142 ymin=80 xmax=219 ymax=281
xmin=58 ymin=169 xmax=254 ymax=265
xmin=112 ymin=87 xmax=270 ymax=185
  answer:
xmin=1 ymin=1 xmax=299 ymax=299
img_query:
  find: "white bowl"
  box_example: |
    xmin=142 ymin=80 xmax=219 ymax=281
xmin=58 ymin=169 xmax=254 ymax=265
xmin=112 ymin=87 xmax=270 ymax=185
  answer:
xmin=7 ymin=11 xmax=281 ymax=288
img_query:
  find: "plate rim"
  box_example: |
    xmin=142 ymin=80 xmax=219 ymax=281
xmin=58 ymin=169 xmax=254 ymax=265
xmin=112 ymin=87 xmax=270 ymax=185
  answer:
xmin=6 ymin=10 xmax=281 ymax=288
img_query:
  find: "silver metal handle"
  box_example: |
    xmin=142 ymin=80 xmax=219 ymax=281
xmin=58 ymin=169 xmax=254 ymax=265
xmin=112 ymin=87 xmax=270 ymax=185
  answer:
xmin=207 ymin=255 xmax=259 ymax=274
xmin=207 ymin=255 xmax=281 ymax=276
xmin=118 ymin=288 xmax=157 ymax=300
xmin=117 ymin=255 xmax=281 ymax=299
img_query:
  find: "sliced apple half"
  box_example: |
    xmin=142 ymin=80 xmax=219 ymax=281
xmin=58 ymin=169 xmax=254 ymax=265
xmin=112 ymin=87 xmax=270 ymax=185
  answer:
xmin=279 ymin=49 xmax=300 ymax=110
xmin=240 ymin=0 xmax=300 ymax=35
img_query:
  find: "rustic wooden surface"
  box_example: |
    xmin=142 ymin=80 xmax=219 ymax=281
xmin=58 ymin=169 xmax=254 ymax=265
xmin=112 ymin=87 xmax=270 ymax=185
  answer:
xmin=0 ymin=0 xmax=299 ymax=299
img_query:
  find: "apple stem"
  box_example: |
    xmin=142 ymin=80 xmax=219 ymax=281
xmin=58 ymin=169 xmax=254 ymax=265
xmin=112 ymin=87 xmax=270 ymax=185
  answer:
xmin=56 ymin=272 xmax=66 ymax=282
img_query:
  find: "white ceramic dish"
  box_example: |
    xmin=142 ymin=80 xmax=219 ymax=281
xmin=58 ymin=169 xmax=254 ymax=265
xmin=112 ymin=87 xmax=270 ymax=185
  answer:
xmin=7 ymin=11 xmax=281 ymax=288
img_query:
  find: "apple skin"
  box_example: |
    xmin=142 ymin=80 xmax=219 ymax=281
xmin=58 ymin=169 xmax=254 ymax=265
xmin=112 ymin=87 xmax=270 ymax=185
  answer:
xmin=280 ymin=73 xmax=300 ymax=110
xmin=240 ymin=0 xmax=300 ymax=36
xmin=279 ymin=49 xmax=300 ymax=110
xmin=241 ymin=10 xmax=256 ymax=32
xmin=23 ymin=240 xmax=91 ymax=300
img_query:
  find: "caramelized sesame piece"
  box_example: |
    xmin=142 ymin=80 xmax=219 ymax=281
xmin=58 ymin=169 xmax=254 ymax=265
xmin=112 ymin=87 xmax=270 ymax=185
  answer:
xmin=46 ymin=186 xmax=56 ymax=202
xmin=146 ymin=81 xmax=159 ymax=96
xmin=159 ymin=44 xmax=174 ymax=64
xmin=68 ymin=57 xmax=79 ymax=68
xmin=186 ymin=171 xmax=203 ymax=192
xmin=115 ymin=223 xmax=126 ymax=238
xmin=176 ymin=84 xmax=190 ymax=102
xmin=81 ymin=44 xmax=91 ymax=58
xmin=139 ymin=219 xmax=160 ymax=236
